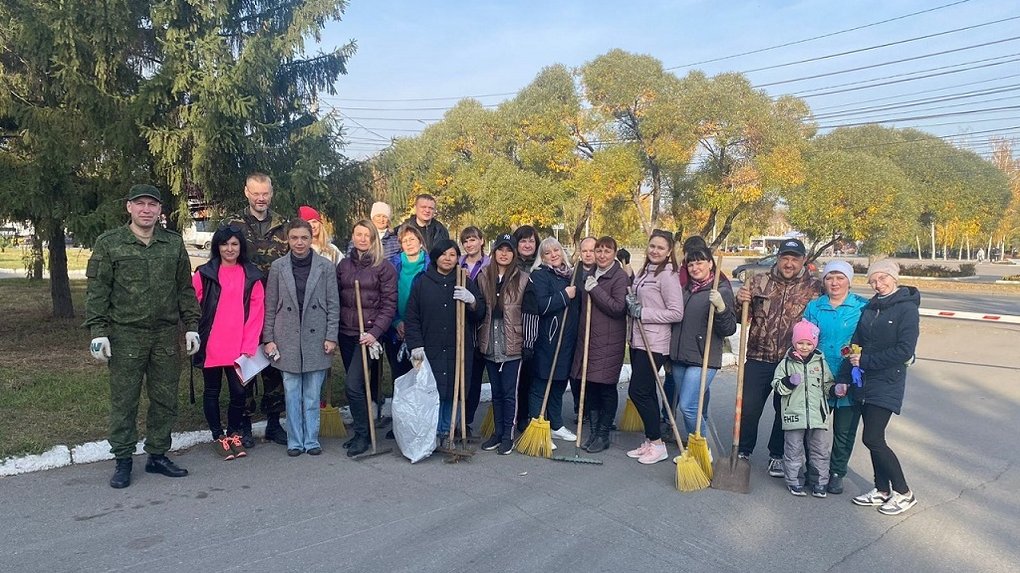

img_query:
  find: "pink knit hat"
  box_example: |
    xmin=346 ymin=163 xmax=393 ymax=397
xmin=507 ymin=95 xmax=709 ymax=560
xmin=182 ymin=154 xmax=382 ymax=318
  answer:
xmin=792 ymin=319 xmax=819 ymax=347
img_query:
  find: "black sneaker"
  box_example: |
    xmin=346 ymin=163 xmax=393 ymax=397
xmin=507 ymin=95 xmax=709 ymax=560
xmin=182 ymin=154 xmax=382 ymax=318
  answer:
xmin=768 ymin=458 xmax=784 ymax=478
xmin=347 ymin=436 xmax=370 ymax=457
xmin=264 ymin=419 xmax=288 ymax=445
xmin=812 ymin=484 xmax=827 ymax=498
xmin=145 ymin=454 xmax=188 ymax=477
xmin=827 ymin=473 xmax=844 ymax=495
xmin=788 ymin=484 xmax=807 ymax=497
xmin=497 ymin=439 xmax=514 ymax=455
xmin=481 ymin=435 xmax=501 ymax=451
xmin=343 ymin=435 xmax=357 ymax=449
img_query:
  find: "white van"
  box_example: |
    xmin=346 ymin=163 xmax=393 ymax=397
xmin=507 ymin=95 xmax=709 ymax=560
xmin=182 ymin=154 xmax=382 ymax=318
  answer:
xmin=183 ymin=219 xmax=216 ymax=249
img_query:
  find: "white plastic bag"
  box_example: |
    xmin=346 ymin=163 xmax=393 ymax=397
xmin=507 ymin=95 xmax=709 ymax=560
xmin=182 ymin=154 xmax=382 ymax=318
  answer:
xmin=392 ymin=355 xmax=440 ymax=463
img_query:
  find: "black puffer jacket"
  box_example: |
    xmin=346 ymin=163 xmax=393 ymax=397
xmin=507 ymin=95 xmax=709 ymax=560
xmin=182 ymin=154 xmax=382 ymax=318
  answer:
xmin=670 ymin=278 xmax=738 ymax=369
xmin=841 ymin=286 xmax=920 ymax=415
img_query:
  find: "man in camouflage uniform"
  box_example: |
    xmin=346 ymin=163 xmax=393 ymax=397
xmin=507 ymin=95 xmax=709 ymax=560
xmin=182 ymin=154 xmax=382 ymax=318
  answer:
xmin=220 ymin=172 xmax=290 ymax=446
xmin=85 ymin=184 xmax=202 ymax=489
xmin=735 ymin=238 xmax=822 ymax=478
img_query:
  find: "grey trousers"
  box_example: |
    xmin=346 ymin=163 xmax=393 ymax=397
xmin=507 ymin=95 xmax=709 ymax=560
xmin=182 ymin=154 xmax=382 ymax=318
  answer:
xmin=784 ymin=429 xmax=831 ymax=487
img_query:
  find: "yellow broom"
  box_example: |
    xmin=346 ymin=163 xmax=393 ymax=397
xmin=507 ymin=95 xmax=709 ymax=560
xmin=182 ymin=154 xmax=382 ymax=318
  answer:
xmin=479 ymin=404 xmax=495 ymax=439
xmin=635 ymin=315 xmax=709 ymax=492
xmin=687 ymin=253 xmax=724 ymax=480
xmin=619 ymin=398 xmax=644 ymax=432
xmin=319 ymin=370 xmax=347 ymax=438
xmin=517 ymin=265 xmax=580 ymax=457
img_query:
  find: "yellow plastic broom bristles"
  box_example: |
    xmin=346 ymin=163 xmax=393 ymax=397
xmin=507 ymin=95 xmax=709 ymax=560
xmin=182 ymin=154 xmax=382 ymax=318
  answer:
xmin=619 ymin=398 xmax=644 ymax=432
xmin=688 ymin=433 xmax=713 ymax=480
xmin=675 ymin=451 xmax=711 ymax=492
xmin=479 ymin=404 xmax=495 ymax=439
xmin=515 ymin=417 xmax=553 ymax=458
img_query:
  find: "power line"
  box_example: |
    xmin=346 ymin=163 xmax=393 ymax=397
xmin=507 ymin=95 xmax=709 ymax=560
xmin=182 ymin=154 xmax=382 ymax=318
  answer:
xmin=739 ymin=16 xmax=1020 ymax=75
xmin=809 ymin=73 xmax=1020 ymax=112
xmin=811 ymin=85 xmax=1020 ymax=121
xmin=322 ymin=91 xmax=516 ymax=103
xmin=665 ymin=0 xmax=973 ymax=70
xmin=817 ymin=106 xmax=1020 ymax=129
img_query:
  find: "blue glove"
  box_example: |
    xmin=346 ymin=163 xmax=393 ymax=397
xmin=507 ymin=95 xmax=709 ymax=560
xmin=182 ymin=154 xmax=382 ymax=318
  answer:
xmin=851 ymin=366 xmax=863 ymax=388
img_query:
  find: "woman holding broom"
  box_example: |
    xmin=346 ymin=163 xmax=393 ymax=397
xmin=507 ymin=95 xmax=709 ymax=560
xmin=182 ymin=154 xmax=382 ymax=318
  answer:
xmin=474 ymin=234 xmax=528 ymax=455
xmin=668 ymin=246 xmax=737 ymax=443
xmin=192 ymin=225 xmax=264 ymax=460
xmin=625 ymin=229 xmax=685 ymax=465
xmin=570 ymin=236 xmax=629 ymax=453
xmin=336 ymin=220 xmax=397 ymax=458
xmin=404 ymin=239 xmax=486 ymax=439
xmin=522 ymin=237 xmax=581 ymax=445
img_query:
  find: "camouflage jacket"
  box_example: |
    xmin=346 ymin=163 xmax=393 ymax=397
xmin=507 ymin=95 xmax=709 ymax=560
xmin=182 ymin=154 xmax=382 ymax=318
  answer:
xmin=84 ymin=225 xmax=201 ymax=337
xmin=746 ymin=267 xmax=822 ymax=364
xmin=220 ymin=209 xmax=289 ymax=276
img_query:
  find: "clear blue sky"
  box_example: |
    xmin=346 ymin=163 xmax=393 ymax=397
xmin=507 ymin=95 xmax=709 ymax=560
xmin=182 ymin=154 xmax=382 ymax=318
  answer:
xmin=316 ymin=0 xmax=1019 ymax=159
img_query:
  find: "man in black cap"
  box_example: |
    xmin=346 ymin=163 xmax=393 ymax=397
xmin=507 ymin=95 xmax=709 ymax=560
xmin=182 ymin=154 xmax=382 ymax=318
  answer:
xmin=85 ymin=184 xmax=202 ymax=488
xmin=734 ymin=237 xmax=822 ymax=478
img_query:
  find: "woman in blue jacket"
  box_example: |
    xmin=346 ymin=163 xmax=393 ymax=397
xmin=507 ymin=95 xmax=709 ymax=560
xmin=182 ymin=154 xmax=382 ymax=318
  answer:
xmin=802 ymin=260 xmax=868 ymax=495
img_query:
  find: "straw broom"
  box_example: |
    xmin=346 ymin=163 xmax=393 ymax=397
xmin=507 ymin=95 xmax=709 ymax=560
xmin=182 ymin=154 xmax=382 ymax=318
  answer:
xmin=319 ymin=370 xmax=347 ymax=437
xmin=479 ymin=404 xmax=495 ymax=439
xmin=635 ymin=316 xmax=709 ymax=492
xmin=688 ymin=253 xmax=724 ymax=480
xmin=517 ymin=265 xmax=580 ymax=457
xmin=618 ymin=316 xmax=643 ymax=432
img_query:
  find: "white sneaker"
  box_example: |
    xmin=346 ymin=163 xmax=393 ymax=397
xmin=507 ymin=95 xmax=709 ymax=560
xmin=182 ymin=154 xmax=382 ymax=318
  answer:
xmin=550 ymin=441 xmax=557 ymax=451
xmin=852 ymin=488 xmax=891 ymax=507
xmin=878 ymin=491 xmax=917 ymax=515
xmin=551 ymin=427 xmax=577 ymax=441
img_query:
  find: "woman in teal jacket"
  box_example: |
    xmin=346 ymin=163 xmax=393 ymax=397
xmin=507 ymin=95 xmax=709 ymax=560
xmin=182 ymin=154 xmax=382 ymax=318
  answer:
xmin=802 ymin=260 xmax=868 ymax=495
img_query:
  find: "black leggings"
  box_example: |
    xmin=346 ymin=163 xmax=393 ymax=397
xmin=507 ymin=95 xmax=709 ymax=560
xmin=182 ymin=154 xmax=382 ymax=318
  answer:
xmin=628 ymin=349 xmax=667 ymax=441
xmin=203 ymin=366 xmax=246 ymax=439
xmin=861 ymin=403 xmax=909 ymax=494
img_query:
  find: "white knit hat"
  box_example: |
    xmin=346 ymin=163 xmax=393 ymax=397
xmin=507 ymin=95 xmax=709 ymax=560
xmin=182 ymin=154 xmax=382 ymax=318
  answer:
xmin=370 ymin=201 xmax=391 ymax=219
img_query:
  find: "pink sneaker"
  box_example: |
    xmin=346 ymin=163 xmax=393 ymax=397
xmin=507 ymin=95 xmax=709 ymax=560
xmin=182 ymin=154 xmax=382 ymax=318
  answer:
xmin=638 ymin=443 xmax=668 ymax=465
xmin=627 ymin=441 xmax=651 ymax=459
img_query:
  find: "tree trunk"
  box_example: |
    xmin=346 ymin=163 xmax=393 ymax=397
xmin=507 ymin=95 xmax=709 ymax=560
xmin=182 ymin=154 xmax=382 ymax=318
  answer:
xmin=915 ymin=235 xmax=922 ymax=260
xmin=712 ymin=207 xmax=742 ymax=248
xmin=47 ymin=219 xmax=75 ymax=318
xmin=632 ymin=183 xmax=652 ymax=236
xmin=649 ymin=164 xmax=661 ymax=226
xmin=29 ymin=220 xmax=44 ymax=280
xmin=699 ymin=208 xmax=718 ymax=240
xmin=930 ymin=221 xmax=936 ymax=261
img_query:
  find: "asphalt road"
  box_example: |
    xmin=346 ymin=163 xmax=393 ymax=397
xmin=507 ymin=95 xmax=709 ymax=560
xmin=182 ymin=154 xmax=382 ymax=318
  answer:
xmin=2 ymin=318 xmax=1017 ymax=572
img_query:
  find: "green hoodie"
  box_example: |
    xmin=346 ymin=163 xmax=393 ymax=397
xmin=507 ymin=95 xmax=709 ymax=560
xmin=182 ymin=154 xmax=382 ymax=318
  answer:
xmin=771 ymin=349 xmax=834 ymax=431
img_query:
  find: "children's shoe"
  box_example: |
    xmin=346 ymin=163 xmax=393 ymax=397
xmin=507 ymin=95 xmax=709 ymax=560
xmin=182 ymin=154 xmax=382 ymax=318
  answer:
xmin=627 ymin=441 xmax=651 ymax=459
xmin=852 ymin=488 xmax=891 ymax=507
xmin=481 ymin=435 xmax=501 ymax=451
xmin=214 ymin=437 xmax=235 ymax=461
xmin=812 ymin=484 xmax=827 ymax=498
xmin=227 ymin=434 xmax=247 ymax=458
xmin=788 ymin=484 xmax=807 ymax=497
xmin=498 ymin=439 xmax=514 ymax=455
xmin=767 ymin=458 xmax=784 ymax=478
xmin=638 ymin=443 xmax=668 ymax=465
xmin=878 ymin=491 xmax=917 ymax=515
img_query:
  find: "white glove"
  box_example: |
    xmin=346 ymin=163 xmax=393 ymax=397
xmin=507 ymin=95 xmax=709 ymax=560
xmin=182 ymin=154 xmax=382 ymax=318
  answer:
xmin=185 ymin=331 xmax=201 ymax=356
xmin=411 ymin=347 xmax=425 ymax=368
xmin=453 ymin=286 xmax=476 ymax=305
xmin=584 ymin=276 xmax=598 ymax=292
xmin=708 ymin=289 xmax=726 ymax=313
xmin=368 ymin=341 xmax=383 ymax=360
xmin=90 ymin=337 xmax=111 ymax=362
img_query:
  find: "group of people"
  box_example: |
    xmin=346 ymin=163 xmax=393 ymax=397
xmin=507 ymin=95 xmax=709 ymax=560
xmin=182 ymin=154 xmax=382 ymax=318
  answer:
xmin=85 ymin=175 xmax=921 ymax=518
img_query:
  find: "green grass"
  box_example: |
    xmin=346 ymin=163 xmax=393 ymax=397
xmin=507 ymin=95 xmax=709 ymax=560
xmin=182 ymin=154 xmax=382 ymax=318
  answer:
xmin=0 ymin=278 xmax=380 ymax=460
xmin=0 ymin=246 xmax=92 ymax=272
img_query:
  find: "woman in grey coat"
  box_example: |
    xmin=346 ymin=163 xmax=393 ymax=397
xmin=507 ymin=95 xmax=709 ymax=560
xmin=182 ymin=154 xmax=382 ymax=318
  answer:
xmin=263 ymin=219 xmax=340 ymax=457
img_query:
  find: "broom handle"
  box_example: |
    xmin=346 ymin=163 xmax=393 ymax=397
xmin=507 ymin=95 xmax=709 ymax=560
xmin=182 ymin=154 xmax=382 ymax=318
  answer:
xmin=575 ymin=296 xmax=593 ymax=448
xmin=458 ymin=268 xmax=468 ymax=442
xmin=447 ymin=270 xmax=462 ymax=445
xmin=634 ymin=308 xmax=687 ymax=454
xmin=731 ymin=300 xmax=750 ymax=450
xmin=355 ymin=280 xmax=378 ymax=450
xmin=537 ymin=264 xmax=581 ymax=419
xmin=694 ymin=253 xmax=724 ymax=436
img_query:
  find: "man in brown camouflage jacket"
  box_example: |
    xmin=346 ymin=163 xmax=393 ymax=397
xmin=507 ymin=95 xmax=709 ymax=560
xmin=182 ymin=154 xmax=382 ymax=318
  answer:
xmin=220 ymin=172 xmax=290 ymax=446
xmin=735 ymin=238 xmax=822 ymax=478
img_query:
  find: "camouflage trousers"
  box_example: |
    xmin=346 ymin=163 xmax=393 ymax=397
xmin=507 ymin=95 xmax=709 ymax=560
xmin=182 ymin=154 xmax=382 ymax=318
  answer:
xmin=244 ymin=364 xmax=286 ymax=418
xmin=107 ymin=327 xmax=181 ymax=459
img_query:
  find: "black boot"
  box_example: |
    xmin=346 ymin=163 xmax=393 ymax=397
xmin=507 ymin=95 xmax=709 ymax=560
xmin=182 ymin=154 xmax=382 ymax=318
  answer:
xmin=109 ymin=458 xmax=132 ymax=489
xmin=145 ymin=454 xmax=188 ymax=477
xmin=264 ymin=415 xmax=288 ymax=445
xmin=827 ymin=473 xmax=844 ymax=495
xmin=240 ymin=416 xmax=255 ymax=449
xmin=347 ymin=434 xmax=370 ymax=458
xmin=581 ymin=410 xmax=599 ymax=451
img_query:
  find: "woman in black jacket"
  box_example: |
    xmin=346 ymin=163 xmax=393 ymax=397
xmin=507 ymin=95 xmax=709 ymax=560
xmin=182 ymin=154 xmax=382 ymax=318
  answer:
xmin=845 ymin=260 xmax=920 ymax=516
xmin=404 ymin=239 xmax=486 ymax=437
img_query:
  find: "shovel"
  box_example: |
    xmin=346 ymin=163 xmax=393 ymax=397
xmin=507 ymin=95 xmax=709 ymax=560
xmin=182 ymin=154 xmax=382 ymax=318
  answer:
xmin=711 ymin=300 xmax=751 ymax=493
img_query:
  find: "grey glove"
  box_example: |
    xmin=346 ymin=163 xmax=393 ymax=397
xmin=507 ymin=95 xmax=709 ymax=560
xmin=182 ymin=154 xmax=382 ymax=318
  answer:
xmin=185 ymin=331 xmax=201 ymax=356
xmin=708 ymin=289 xmax=726 ymax=313
xmin=368 ymin=341 xmax=383 ymax=360
xmin=626 ymin=295 xmax=643 ymax=319
xmin=584 ymin=276 xmax=598 ymax=292
xmin=90 ymin=337 xmax=111 ymax=362
xmin=452 ymin=286 xmax=476 ymax=305
xmin=411 ymin=347 xmax=425 ymax=368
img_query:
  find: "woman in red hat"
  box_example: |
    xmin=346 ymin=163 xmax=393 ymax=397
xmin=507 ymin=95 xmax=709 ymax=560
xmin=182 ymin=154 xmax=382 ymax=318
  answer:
xmin=299 ymin=205 xmax=343 ymax=266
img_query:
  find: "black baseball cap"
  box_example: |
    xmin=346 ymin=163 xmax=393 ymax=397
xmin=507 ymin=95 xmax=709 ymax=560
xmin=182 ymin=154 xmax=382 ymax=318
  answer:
xmin=777 ymin=238 xmax=806 ymax=257
xmin=492 ymin=233 xmax=516 ymax=251
xmin=126 ymin=184 xmax=162 ymax=203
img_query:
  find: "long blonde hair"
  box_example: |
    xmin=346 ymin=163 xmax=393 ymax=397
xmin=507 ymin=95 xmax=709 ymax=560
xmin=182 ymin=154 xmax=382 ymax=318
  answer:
xmin=352 ymin=219 xmax=384 ymax=266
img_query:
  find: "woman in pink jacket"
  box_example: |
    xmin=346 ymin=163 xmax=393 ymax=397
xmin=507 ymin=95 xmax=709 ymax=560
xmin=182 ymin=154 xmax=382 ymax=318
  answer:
xmin=626 ymin=229 xmax=684 ymax=464
xmin=192 ymin=225 xmax=265 ymax=460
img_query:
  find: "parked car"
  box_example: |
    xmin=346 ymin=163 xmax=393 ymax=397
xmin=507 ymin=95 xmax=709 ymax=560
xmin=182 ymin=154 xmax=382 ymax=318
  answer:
xmin=732 ymin=254 xmax=818 ymax=282
xmin=183 ymin=219 xmax=216 ymax=250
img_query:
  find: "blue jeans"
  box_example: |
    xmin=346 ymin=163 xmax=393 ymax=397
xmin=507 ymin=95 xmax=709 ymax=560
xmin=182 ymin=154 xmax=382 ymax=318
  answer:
xmin=438 ymin=399 xmax=454 ymax=436
xmin=673 ymin=363 xmax=717 ymax=438
xmin=282 ymin=370 xmax=327 ymax=451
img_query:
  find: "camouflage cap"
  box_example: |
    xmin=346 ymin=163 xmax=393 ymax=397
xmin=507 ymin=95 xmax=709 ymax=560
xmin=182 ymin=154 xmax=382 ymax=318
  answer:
xmin=126 ymin=184 xmax=162 ymax=203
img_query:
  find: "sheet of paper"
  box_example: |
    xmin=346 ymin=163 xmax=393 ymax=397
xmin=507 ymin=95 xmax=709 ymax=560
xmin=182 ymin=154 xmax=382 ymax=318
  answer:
xmin=234 ymin=345 xmax=271 ymax=385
